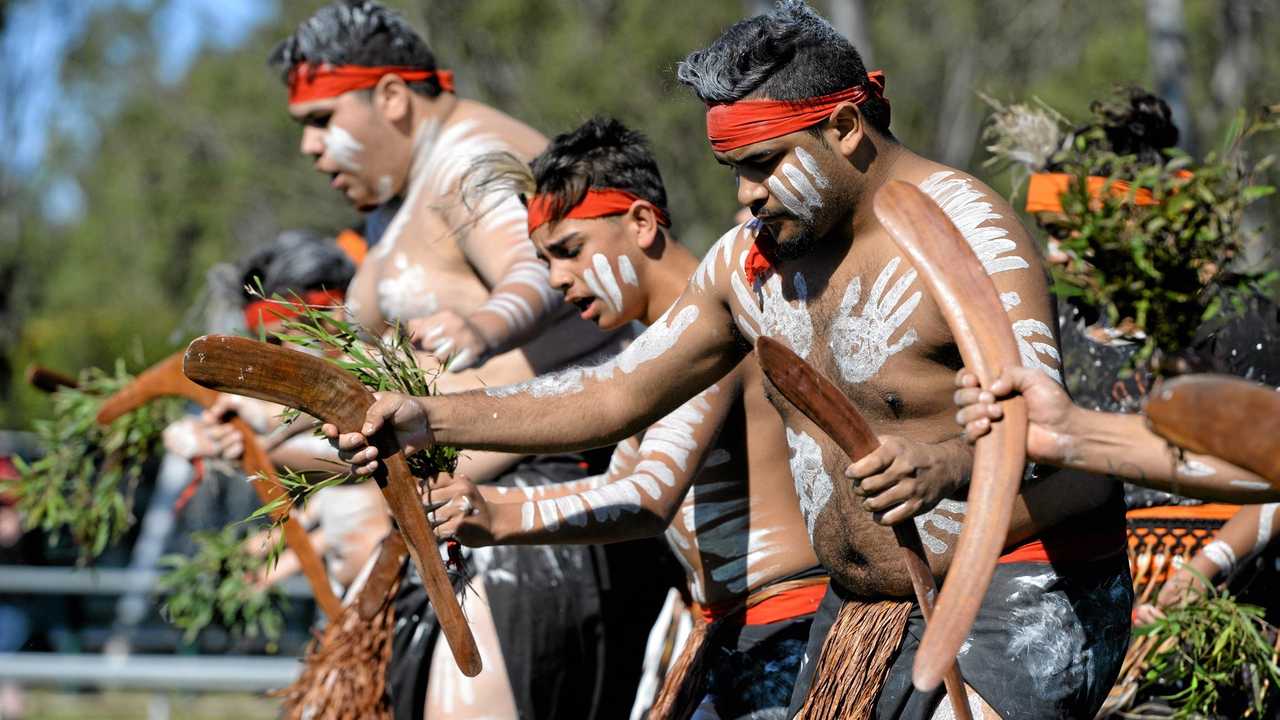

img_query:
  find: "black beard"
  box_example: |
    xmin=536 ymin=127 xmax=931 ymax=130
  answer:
xmin=774 ymin=222 xmax=820 ymax=261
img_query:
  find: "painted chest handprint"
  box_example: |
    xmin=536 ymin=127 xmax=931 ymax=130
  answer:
xmin=829 ymin=256 xmax=923 ymax=384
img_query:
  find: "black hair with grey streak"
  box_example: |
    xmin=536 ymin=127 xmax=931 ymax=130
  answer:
xmin=268 ymin=0 xmax=445 ymax=97
xmin=529 ymin=116 xmax=673 ymax=229
xmin=676 ymin=0 xmax=892 ymax=137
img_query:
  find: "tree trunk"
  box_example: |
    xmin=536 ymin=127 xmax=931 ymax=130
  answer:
xmin=1145 ymin=0 xmax=1197 ymax=155
xmin=828 ymin=0 xmax=873 ymax=64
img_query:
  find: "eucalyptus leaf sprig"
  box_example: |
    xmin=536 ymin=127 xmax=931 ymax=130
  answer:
xmin=1135 ymin=572 xmax=1280 ymax=719
xmin=244 ymin=284 xmax=460 ymax=478
xmin=14 ymin=360 xmax=184 ymax=561
xmin=158 ymin=524 xmax=286 ymax=646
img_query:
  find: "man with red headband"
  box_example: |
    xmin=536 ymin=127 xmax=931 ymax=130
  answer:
xmin=418 ymin=116 xmax=826 ymax=718
xmin=329 ymin=2 xmax=1131 ymax=718
xmin=269 ymin=3 xmax=657 ymax=720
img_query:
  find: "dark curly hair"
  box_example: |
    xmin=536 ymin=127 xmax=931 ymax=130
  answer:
xmin=1048 ymin=86 xmax=1180 ymax=173
xmin=528 ymin=116 xmax=672 ymax=229
xmin=676 ymin=0 xmax=891 ymax=138
xmin=268 ymin=0 xmax=447 ymax=98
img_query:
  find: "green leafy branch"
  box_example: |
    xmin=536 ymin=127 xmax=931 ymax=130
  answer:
xmin=14 ymin=360 xmax=184 ymax=561
xmin=158 ymin=524 xmax=286 ymax=646
xmin=1136 ymin=573 xmax=1280 ymax=718
xmin=1045 ymin=107 xmax=1280 ymax=371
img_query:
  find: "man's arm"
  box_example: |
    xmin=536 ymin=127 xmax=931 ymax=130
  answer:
xmin=330 ymin=224 xmax=754 ymax=472
xmin=432 ymin=371 xmax=741 ymax=546
xmin=411 ymin=187 xmax=559 ymax=370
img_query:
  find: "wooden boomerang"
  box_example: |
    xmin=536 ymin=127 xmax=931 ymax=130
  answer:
xmin=94 ymin=350 xmax=344 ymax=620
xmin=1146 ymin=374 xmax=1280 ymax=489
xmin=26 ymin=365 xmax=79 ymax=393
xmin=874 ymin=180 xmax=1029 ymax=692
xmin=755 ymin=337 xmax=973 ymax=720
xmin=182 ymin=334 xmax=482 ymax=677
xmin=356 ymin=532 xmax=408 ymax=621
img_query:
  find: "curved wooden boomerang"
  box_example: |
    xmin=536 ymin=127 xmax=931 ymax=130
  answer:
xmin=755 ymin=337 xmax=973 ymax=720
xmin=94 ymin=350 xmax=344 ymax=620
xmin=26 ymin=365 xmax=79 ymax=394
xmin=1145 ymin=373 xmax=1280 ymax=489
xmin=182 ymin=334 xmax=482 ymax=677
xmin=874 ymin=180 xmax=1029 ymax=692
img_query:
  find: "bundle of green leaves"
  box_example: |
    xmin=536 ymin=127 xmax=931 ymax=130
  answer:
xmin=1044 ymin=109 xmax=1279 ymax=371
xmin=1135 ymin=579 xmax=1280 ymax=719
xmin=14 ymin=360 xmax=184 ymax=561
xmin=158 ymin=524 xmax=286 ymax=645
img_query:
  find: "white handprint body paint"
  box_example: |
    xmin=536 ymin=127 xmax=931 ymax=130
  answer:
xmin=485 ymin=303 xmax=699 ymax=398
xmin=787 ymin=428 xmax=832 ymax=541
xmin=913 ymin=498 xmax=967 ymax=555
xmin=324 ymin=125 xmax=364 ymax=172
xmin=918 ymin=171 xmax=1062 ymax=383
xmin=829 ymin=256 xmax=923 ymax=384
xmin=735 ymin=271 xmax=814 ymax=358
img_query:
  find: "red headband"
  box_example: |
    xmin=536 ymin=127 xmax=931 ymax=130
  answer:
xmin=288 ymin=61 xmax=455 ymax=104
xmin=526 ymin=188 xmax=670 ymax=236
xmin=706 ymin=71 xmax=888 ymax=152
xmin=244 ymin=288 xmax=346 ymax=332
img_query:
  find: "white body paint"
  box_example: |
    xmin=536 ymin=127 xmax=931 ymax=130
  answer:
xmin=1231 ymin=479 xmax=1270 ymax=491
xmin=485 ymin=303 xmax=698 ymax=399
xmin=376 ymin=253 xmax=440 ymax=320
xmin=786 ymin=428 xmax=832 ymax=541
xmin=829 ymin=256 xmax=923 ymax=384
xmin=1203 ymin=539 xmax=1237 ymax=575
xmin=914 ymin=498 xmax=967 ymax=555
xmin=324 ymin=124 xmax=364 ymax=173
xmin=917 ymin=171 xmax=1063 ymax=383
xmin=1254 ymin=503 xmax=1279 ymax=555
xmin=1004 ymin=571 xmax=1087 ymax=697
xmin=1177 ymin=459 xmax=1216 ymax=478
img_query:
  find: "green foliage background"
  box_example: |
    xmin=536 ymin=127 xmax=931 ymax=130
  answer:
xmin=2 ymin=0 xmax=1278 ymax=430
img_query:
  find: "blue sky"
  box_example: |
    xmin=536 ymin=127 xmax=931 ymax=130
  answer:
xmin=0 ymin=0 xmax=277 ymax=219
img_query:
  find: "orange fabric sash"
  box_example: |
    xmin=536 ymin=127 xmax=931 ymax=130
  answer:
xmin=705 ymin=71 xmax=887 ymax=152
xmin=695 ymin=577 xmax=829 ymax=626
xmin=244 ymin=288 xmax=346 ymax=332
xmin=526 ymin=188 xmax=669 ymax=236
xmin=1025 ymin=171 xmax=1194 ymax=214
xmin=336 ymin=228 xmax=368 ymax=266
xmin=288 ymin=61 xmax=454 ymax=104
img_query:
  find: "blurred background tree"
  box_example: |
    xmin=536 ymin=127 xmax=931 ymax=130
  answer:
xmin=0 ymin=0 xmax=1277 ymax=429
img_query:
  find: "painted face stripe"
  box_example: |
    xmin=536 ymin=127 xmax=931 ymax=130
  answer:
xmin=591 ymin=253 xmax=625 ymax=312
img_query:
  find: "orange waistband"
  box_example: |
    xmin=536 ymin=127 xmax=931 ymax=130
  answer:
xmin=696 ymin=576 xmax=830 ymax=626
xmin=999 ymin=507 xmax=1128 ymax=566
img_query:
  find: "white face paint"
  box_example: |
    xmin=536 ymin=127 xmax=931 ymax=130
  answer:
xmin=766 ymin=150 xmax=829 ymax=223
xmin=324 ymin=125 xmax=365 ymax=173
xmin=375 ymin=175 xmax=394 ymax=204
xmin=584 ymin=253 xmax=625 ymax=314
xmin=830 ymin=256 xmax=923 ymax=384
xmin=786 ymin=428 xmax=832 ymax=541
xmin=617 ymin=255 xmax=638 ymax=286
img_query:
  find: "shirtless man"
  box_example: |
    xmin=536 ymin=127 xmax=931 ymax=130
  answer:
xmin=330 ymin=3 xmax=1130 ymax=718
xmin=269 ymin=3 xmax=647 ymax=718
xmin=422 ymin=116 xmax=824 ymax=717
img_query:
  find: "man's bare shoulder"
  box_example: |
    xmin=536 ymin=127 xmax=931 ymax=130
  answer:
xmin=451 ymin=99 xmax=547 ymax=159
xmin=689 ymin=220 xmax=756 ymax=297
